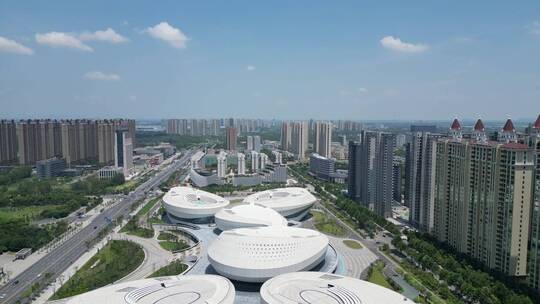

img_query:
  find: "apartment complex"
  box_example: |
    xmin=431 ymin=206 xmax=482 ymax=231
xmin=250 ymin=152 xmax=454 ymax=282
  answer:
xmin=165 ymin=118 xmax=273 ymax=136
xmin=315 ymin=121 xmax=332 ymax=158
xmin=6 ymin=119 xmax=135 ymax=166
xmin=526 ymin=115 xmax=540 ymax=290
xmin=347 ymin=131 xmax=396 ymax=218
xmin=226 ymin=127 xmax=237 ymax=151
xmin=433 ymin=118 xmax=534 ymax=277
xmin=0 ymin=120 xmax=18 ymax=164
xmin=405 ymin=131 xmax=439 ymax=233
xmin=280 ymin=121 xmax=309 ymax=160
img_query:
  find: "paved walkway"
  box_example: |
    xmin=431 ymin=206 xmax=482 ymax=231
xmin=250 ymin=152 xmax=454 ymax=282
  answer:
xmin=327 ymin=236 xmax=377 ymax=279
xmin=112 ymin=232 xmax=174 ymax=283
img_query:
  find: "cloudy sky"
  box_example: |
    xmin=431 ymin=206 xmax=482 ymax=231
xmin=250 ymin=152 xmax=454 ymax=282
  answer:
xmin=0 ymin=1 xmax=539 ymax=120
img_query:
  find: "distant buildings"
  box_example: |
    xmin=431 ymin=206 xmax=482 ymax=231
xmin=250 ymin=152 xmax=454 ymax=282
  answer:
xmin=237 ymin=152 xmax=246 ymax=175
xmin=226 ymin=127 xmax=237 ymax=151
xmin=36 ymin=157 xmax=66 ymax=179
xmin=246 ymin=135 xmax=261 ymax=152
xmin=114 ymin=128 xmax=134 ymax=176
xmin=251 ymin=151 xmax=260 ymax=172
xmin=315 ymin=122 xmax=332 ymax=158
xmin=280 ymin=121 xmax=308 ymax=160
xmin=217 ymin=151 xmax=228 ymax=178
xmin=3 ymin=119 xmax=135 ymax=166
xmin=280 ymin=121 xmax=291 ymax=151
xmin=0 ymin=120 xmax=17 ymax=164
xmin=410 ymin=125 xmax=437 ymax=133
xmin=347 ymin=131 xmax=396 ymax=218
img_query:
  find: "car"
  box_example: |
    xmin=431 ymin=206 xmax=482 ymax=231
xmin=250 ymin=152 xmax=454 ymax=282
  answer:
xmin=93 ymin=226 xmax=97 ymax=229
xmin=13 ymin=280 xmax=19 ymax=285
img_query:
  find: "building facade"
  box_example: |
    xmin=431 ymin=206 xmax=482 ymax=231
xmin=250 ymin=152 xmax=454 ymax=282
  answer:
xmin=114 ymin=128 xmax=133 ymax=176
xmin=405 ymin=132 xmax=438 ymax=233
xmin=433 ymin=118 xmax=534 ymax=277
xmin=315 ymin=121 xmax=332 ymax=158
xmin=0 ymin=120 xmax=17 ymax=164
xmin=226 ymin=127 xmax=237 ymax=151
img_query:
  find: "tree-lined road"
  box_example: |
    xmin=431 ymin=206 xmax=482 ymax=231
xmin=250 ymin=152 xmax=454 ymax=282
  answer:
xmin=0 ymin=149 xmax=197 ymax=304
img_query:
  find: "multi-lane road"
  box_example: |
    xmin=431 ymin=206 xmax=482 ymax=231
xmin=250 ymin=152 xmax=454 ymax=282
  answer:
xmin=0 ymin=149 xmax=197 ymax=304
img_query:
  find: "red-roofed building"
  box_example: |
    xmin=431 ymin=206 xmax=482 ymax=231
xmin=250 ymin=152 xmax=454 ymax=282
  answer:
xmin=498 ymin=118 xmax=517 ymax=143
xmin=534 ymin=114 xmax=540 ymax=129
xmin=449 ymin=118 xmax=462 ymax=141
xmin=473 ymin=119 xmax=487 ymax=143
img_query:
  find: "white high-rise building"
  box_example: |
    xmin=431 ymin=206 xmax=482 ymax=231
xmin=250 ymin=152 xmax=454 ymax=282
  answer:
xmin=253 ymin=135 xmax=261 ymax=152
xmin=114 ymin=128 xmax=133 ymax=177
xmin=315 ymin=121 xmax=332 ymax=158
xmin=260 ymin=153 xmax=268 ymax=170
xmin=251 ymin=151 xmax=260 ymax=172
xmin=217 ymin=151 xmax=228 ymax=178
xmin=237 ymin=152 xmax=246 ymax=175
xmin=246 ymin=136 xmax=254 ymax=151
xmin=272 ymin=151 xmax=282 ymax=164
xmin=291 ymin=121 xmax=308 ymax=160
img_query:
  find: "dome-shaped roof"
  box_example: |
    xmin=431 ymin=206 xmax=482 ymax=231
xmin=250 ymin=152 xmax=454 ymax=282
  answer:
xmin=215 ymin=203 xmax=287 ymax=231
xmin=208 ymin=226 xmax=329 ymax=283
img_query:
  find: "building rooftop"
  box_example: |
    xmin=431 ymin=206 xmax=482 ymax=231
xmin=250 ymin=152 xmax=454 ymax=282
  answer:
xmin=207 ymin=227 xmax=329 ymax=282
xmin=473 ymin=118 xmax=485 ymax=131
xmin=502 ymin=118 xmax=515 ymax=132
xmin=48 ymin=275 xmax=235 ymax=304
xmin=534 ymin=114 xmax=540 ymax=129
xmin=215 ymin=203 xmax=287 ymax=230
xmin=450 ymin=118 xmax=461 ymax=130
xmin=243 ymin=187 xmax=317 ymax=211
xmin=163 ymin=186 xmax=229 ymax=210
xmin=260 ymin=272 xmax=412 ymax=304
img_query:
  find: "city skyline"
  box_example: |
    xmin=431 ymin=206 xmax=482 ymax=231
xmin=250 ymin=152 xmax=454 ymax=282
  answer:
xmin=1 ymin=1 xmax=540 ymax=120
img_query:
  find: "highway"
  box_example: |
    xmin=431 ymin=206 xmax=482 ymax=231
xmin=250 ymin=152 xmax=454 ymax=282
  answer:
xmin=0 ymin=149 xmax=197 ymax=304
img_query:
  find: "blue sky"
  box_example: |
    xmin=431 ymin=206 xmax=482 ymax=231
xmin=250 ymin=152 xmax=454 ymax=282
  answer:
xmin=0 ymin=1 xmax=539 ymax=120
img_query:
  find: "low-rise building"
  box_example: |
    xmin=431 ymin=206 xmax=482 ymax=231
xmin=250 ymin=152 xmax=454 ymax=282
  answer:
xmin=36 ymin=157 xmax=66 ymax=179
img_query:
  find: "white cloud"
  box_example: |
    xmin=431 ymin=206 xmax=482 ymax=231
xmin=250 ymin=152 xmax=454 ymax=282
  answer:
xmin=144 ymin=22 xmax=189 ymax=49
xmin=380 ymin=36 xmax=428 ymax=53
xmin=79 ymin=28 xmax=129 ymax=43
xmin=84 ymin=71 xmax=120 ymax=81
xmin=0 ymin=36 xmax=34 ymax=55
xmin=358 ymin=87 xmax=368 ymax=93
xmin=529 ymin=21 xmax=540 ymax=35
xmin=246 ymin=65 xmax=256 ymax=71
xmin=35 ymin=32 xmax=93 ymax=51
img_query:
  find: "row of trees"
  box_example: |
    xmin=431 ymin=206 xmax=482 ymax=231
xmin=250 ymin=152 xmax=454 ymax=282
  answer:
xmin=0 ymin=166 xmax=32 ymax=186
xmin=0 ymin=219 xmax=68 ymax=253
xmin=393 ymin=232 xmax=535 ymax=304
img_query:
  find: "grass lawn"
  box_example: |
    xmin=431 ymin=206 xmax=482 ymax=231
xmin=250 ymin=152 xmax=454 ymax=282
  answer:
xmin=368 ymin=261 xmax=394 ymax=290
xmin=51 ymin=240 xmax=144 ymax=300
xmin=311 ymin=210 xmax=346 ymax=237
xmin=159 ymin=240 xmax=189 ymax=252
xmin=148 ymin=260 xmax=188 ymax=278
xmin=0 ymin=205 xmax=56 ymax=221
xmin=137 ymin=196 xmax=162 ymax=216
xmin=343 ymin=239 xmax=363 ymax=249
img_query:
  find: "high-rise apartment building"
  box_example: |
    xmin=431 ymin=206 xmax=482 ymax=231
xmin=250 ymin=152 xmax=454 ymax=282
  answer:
xmin=290 ymin=121 xmax=308 ymax=160
xmin=0 ymin=120 xmax=17 ymax=164
xmin=347 ymin=131 xmax=395 ymax=218
xmin=246 ymin=135 xmax=254 ymax=151
xmin=281 ymin=121 xmax=291 ymax=151
xmin=260 ymin=152 xmax=268 ymax=170
xmin=433 ymin=118 xmax=534 ymax=277
xmin=315 ymin=121 xmax=332 ymax=158
xmin=251 ymin=151 xmax=260 ymax=172
xmin=226 ymin=127 xmax=237 ymax=151
xmin=114 ymin=127 xmax=133 ymax=176
xmin=527 ymin=115 xmax=540 ymax=290
xmin=253 ymin=135 xmax=261 ymax=153
xmin=405 ymin=131 xmax=438 ymax=233
xmin=217 ymin=151 xmax=227 ymax=178
xmin=237 ymin=153 xmax=246 ymax=175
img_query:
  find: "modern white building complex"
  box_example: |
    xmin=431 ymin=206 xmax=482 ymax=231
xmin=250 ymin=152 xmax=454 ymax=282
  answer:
xmin=207 ymin=226 xmax=329 ymax=283
xmin=162 ymin=186 xmax=230 ymax=222
xmin=214 ymin=203 xmax=287 ymax=231
xmin=48 ymin=275 xmax=236 ymax=304
xmin=260 ymin=272 xmax=411 ymax=304
xmin=243 ymin=187 xmax=317 ymax=220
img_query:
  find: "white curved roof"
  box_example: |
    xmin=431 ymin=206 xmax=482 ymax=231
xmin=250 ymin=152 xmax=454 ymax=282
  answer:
xmin=49 ymin=275 xmax=235 ymax=304
xmin=208 ymin=227 xmax=328 ymax=282
xmin=163 ymin=187 xmax=229 ymax=210
xmin=243 ymin=188 xmax=317 ymax=218
xmin=260 ymin=272 xmax=412 ymax=304
xmin=215 ymin=204 xmax=287 ymax=231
